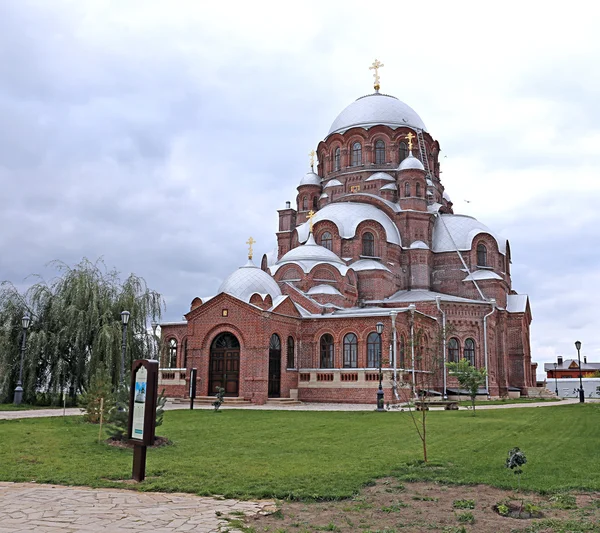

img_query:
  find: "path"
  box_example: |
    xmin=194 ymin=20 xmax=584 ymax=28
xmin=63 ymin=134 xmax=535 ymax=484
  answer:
xmin=0 ymin=482 xmax=274 ymax=533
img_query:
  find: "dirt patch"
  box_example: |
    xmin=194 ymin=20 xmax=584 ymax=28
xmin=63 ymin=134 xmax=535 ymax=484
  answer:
xmin=106 ymin=436 xmax=171 ymax=449
xmin=240 ymin=479 xmax=600 ymax=533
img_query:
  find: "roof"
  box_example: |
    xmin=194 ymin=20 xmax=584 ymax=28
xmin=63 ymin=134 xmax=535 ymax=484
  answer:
xmin=370 ymin=288 xmax=486 ymax=305
xmin=506 ymin=294 xmax=529 ymax=313
xmin=307 ymin=284 xmax=343 ymax=296
xmin=296 ymin=202 xmax=402 ymax=245
xmin=324 ymin=178 xmax=343 ymax=189
xmin=543 ymin=360 xmax=600 ymax=372
xmin=463 ymin=270 xmax=502 ymax=281
xmin=432 ymin=214 xmax=507 ymax=254
xmin=381 ymin=183 xmax=397 ymax=191
xmin=327 ymin=93 xmax=427 ymax=136
xmin=365 ymin=172 xmax=395 ymax=182
xmin=271 ymin=234 xmax=348 ymax=275
xmin=348 ymin=259 xmax=391 ymax=272
xmin=399 ymin=152 xmax=425 ymax=171
xmin=410 ymin=240 xmax=429 ymax=250
xmin=218 ymin=259 xmax=282 ymax=303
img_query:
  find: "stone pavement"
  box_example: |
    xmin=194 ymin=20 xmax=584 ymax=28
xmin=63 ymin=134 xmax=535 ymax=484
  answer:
xmin=0 ymin=482 xmax=274 ymax=533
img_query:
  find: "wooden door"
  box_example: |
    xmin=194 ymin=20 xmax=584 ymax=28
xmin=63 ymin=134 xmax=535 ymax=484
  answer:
xmin=209 ymin=333 xmax=240 ymax=397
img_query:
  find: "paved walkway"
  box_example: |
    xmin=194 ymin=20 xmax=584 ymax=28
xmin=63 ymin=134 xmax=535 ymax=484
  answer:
xmin=0 ymin=482 xmax=274 ymax=533
xmin=0 ymin=397 xmax=588 ymax=420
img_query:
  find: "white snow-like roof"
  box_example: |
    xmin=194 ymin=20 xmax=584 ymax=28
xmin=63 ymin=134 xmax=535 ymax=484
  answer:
xmin=375 ymin=289 xmax=486 ymax=305
xmin=432 ymin=214 xmax=506 ymax=254
xmin=348 ymin=259 xmax=391 ymax=272
xmin=218 ymin=259 xmax=282 ymax=303
xmin=271 ymin=234 xmax=349 ymax=276
xmin=328 ymin=93 xmax=427 ymax=136
xmin=324 ymin=178 xmax=343 ymax=189
xmin=427 ymin=202 xmax=443 ymax=214
xmin=381 ymin=183 xmax=397 ymax=191
xmin=398 ymin=152 xmax=425 ymax=171
xmin=463 ymin=270 xmax=502 ymax=281
xmin=443 ymin=190 xmax=452 ymax=202
xmin=299 ymin=171 xmax=321 ymax=186
xmin=507 ymin=294 xmax=529 ymax=313
xmin=426 ymin=178 xmax=434 ymax=187
xmin=307 ymin=284 xmax=343 ymax=296
xmin=410 ymin=240 xmax=429 ymax=250
xmin=337 ymin=193 xmax=401 ymax=213
xmin=297 ymin=202 xmax=402 ymax=245
xmin=366 ymin=172 xmax=395 ymax=182
xmin=320 ymin=193 xmax=329 ymax=199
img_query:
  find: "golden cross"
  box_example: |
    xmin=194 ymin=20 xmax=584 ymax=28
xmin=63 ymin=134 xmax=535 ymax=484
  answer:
xmin=307 ymin=210 xmax=315 ymax=233
xmin=369 ymin=59 xmax=384 ymax=91
xmin=246 ymin=237 xmax=256 ymax=260
xmin=405 ymin=132 xmax=415 ymax=151
xmin=309 ymin=149 xmax=316 ymax=169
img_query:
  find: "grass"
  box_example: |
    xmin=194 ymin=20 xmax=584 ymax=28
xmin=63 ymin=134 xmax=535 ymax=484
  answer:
xmin=0 ymin=403 xmax=62 ymax=411
xmin=0 ymin=404 xmax=599 ymax=499
xmin=458 ymin=397 xmax=561 ymax=407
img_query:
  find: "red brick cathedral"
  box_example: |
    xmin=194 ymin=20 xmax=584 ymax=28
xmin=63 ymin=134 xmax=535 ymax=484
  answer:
xmin=160 ymin=67 xmax=534 ymax=404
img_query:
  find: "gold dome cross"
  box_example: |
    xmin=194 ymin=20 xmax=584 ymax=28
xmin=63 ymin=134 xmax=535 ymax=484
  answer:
xmin=369 ymin=59 xmax=384 ymax=91
xmin=246 ymin=237 xmax=256 ymax=260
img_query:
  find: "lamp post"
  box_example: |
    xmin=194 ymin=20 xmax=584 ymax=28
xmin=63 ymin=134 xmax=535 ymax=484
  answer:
xmin=120 ymin=311 xmax=130 ymax=386
xmin=553 ymin=362 xmax=558 ymax=397
xmin=151 ymin=321 xmax=158 ymax=361
xmin=13 ymin=315 xmax=31 ymax=405
xmin=575 ymin=340 xmax=584 ymax=403
xmin=376 ymin=321 xmax=385 ymax=412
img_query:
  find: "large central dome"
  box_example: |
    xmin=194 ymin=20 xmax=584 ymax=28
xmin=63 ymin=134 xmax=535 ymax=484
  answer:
xmin=327 ymin=93 xmax=427 ymax=136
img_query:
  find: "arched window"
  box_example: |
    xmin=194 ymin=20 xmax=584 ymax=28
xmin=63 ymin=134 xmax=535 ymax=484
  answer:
xmin=477 ymin=243 xmax=487 ymax=266
xmin=321 ymin=231 xmax=332 ymax=250
xmin=286 ymin=336 xmax=295 ymax=368
xmin=351 ymin=142 xmax=362 ymax=166
xmin=399 ymin=336 xmax=406 ymax=368
xmin=464 ymin=338 xmax=475 ymax=366
xmin=334 ymin=147 xmax=341 ymax=171
xmin=416 ymin=183 xmax=421 ymax=197
xmin=448 ymin=338 xmax=459 ymax=363
xmin=367 ymin=332 xmax=381 ymax=368
xmin=399 ymin=142 xmax=408 ymax=162
xmin=404 ymin=181 xmax=410 ymax=197
xmin=320 ymin=334 xmax=334 ymax=368
xmin=362 ymin=232 xmax=375 ymax=256
xmin=302 ymin=196 xmax=308 ymax=210
xmin=183 ymin=338 xmax=188 ymax=368
xmin=312 ymin=196 xmax=318 ymax=210
xmin=375 ymin=140 xmax=385 ymax=164
xmin=168 ymin=339 xmax=177 ymax=368
xmin=343 ymin=333 xmax=358 ymax=368
xmin=269 ymin=333 xmax=281 ymax=350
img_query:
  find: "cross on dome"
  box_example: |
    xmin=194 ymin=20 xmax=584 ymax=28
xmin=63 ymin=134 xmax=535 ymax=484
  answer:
xmin=307 ymin=210 xmax=316 ymax=233
xmin=369 ymin=59 xmax=384 ymax=92
xmin=308 ymin=149 xmax=316 ymax=170
xmin=246 ymin=237 xmax=256 ymax=260
xmin=405 ymin=132 xmax=415 ymax=151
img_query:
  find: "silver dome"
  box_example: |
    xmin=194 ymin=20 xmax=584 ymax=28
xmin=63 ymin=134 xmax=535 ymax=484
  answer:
xmin=328 ymin=93 xmax=427 ymax=136
xmin=218 ymin=260 xmax=282 ymax=303
xmin=299 ymin=171 xmax=321 ymax=186
xmin=398 ymin=151 xmax=425 ymax=171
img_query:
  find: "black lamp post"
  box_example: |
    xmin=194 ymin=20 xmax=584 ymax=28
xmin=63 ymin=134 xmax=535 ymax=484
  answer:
xmin=376 ymin=321 xmax=385 ymax=412
xmin=120 ymin=311 xmax=130 ymax=386
xmin=553 ymin=362 xmax=558 ymax=397
xmin=151 ymin=321 xmax=158 ymax=361
xmin=13 ymin=315 xmax=31 ymax=405
xmin=575 ymin=340 xmax=584 ymax=403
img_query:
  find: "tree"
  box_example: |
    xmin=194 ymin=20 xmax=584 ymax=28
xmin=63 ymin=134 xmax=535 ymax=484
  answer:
xmin=446 ymin=360 xmax=487 ymax=414
xmin=0 ymin=258 xmax=164 ymax=404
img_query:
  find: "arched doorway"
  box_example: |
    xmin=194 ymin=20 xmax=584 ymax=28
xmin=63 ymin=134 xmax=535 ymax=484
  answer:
xmin=209 ymin=333 xmax=240 ymax=396
xmin=268 ymin=334 xmax=281 ymax=398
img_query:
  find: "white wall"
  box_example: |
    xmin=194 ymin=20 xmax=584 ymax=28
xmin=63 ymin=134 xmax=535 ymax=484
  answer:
xmin=546 ymin=377 xmax=600 ymax=399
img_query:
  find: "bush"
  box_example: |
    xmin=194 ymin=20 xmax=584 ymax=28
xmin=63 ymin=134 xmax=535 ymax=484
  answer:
xmin=79 ymin=368 xmax=114 ymax=423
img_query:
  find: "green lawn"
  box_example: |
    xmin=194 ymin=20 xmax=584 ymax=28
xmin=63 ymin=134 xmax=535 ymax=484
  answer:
xmin=0 ymin=403 xmax=61 ymax=411
xmin=0 ymin=404 xmax=598 ymax=500
xmin=458 ymin=397 xmax=561 ymax=407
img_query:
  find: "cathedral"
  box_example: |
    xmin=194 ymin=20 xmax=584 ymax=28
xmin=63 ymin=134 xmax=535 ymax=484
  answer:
xmin=159 ymin=63 xmax=535 ymax=404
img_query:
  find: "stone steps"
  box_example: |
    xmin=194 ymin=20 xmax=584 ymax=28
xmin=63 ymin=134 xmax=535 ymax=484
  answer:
xmin=265 ymin=398 xmax=303 ymax=406
xmin=168 ymin=396 xmax=252 ymax=405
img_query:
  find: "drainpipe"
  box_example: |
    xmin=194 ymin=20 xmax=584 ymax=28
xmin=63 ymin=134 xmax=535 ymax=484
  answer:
xmin=436 ymin=296 xmax=447 ymax=400
xmin=408 ymin=303 xmax=416 ymax=399
xmin=483 ymin=299 xmax=496 ymax=398
xmin=391 ymin=311 xmax=399 ymax=400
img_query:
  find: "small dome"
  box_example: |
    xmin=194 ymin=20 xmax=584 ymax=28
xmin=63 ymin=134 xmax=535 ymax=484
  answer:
xmin=410 ymin=240 xmax=429 ymax=250
xmin=381 ymin=183 xmax=397 ymax=191
xmin=278 ymin=234 xmax=345 ymax=265
xmin=398 ymin=151 xmax=425 ymax=171
xmin=307 ymin=284 xmax=343 ymax=296
xmin=443 ymin=190 xmax=452 ymax=203
xmin=328 ymin=93 xmax=427 ymax=136
xmin=324 ymin=178 xmax=343 ymax=189
xmin=365 ymin=172 xmax=395 ymax=182
xmin=299 ymin=171 xmax=321 ymax=186
xmin=218 ymin=260 xmax=282 ymax=303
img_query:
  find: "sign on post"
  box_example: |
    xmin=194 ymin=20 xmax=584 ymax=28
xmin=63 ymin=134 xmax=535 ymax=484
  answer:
xmin=189 ymin=368 xmax=197 ymax=410
xmin=127 ymin=359 xmax=158 ymax=482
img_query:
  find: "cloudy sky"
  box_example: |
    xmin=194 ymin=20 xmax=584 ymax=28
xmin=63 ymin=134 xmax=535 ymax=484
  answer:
xmin=1 ymin=0 xmax=598 ymax=376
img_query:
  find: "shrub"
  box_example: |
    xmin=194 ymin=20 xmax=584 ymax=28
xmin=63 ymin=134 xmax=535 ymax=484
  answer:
xmin=79 ymin=368 xmax=115 ymax=423
xmin=456 ymin=511 xmax=475 ymax=524
xmin=452 ymin=499 xmax=475 ymax=509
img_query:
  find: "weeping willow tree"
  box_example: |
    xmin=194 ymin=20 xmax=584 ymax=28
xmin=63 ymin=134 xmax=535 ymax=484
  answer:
xmin=0 ymin=258 xmax=164 ymax=404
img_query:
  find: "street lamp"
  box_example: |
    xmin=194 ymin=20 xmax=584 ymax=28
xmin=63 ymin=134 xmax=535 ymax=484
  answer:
xmin=13 ymin=315 xmax=31 ymax=405
xmin=553 ymin=362 xmax=558 ymax=397
xmin=120 ymin=311 xmax=130 ymax=386
xmin=376 ymin=321 xmax=385 ymax=412
xmin=575 ymin=340 xmax=584 ymax=403
xmin=151 ymin=321 xmax=158 ymax=361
